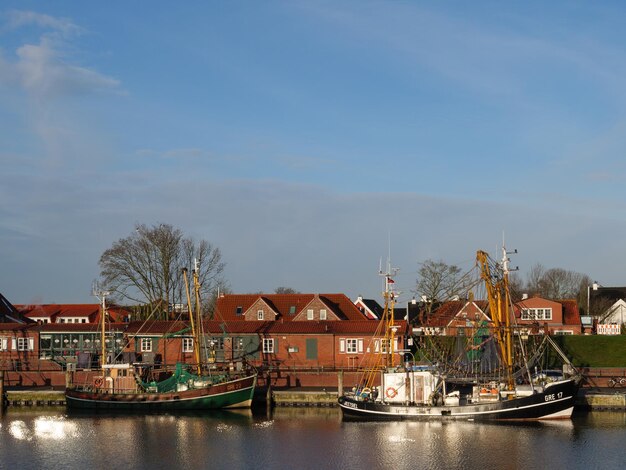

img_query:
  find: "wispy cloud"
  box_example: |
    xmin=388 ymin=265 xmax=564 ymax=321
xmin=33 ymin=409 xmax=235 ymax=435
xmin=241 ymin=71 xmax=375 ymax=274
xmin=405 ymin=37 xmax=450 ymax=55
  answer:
xmin=0 ymin=10 xmax=122 ymax=170
xmin=4 ymin=9 xmax=82 ymax=36
xmin=0 ymin=10 xmax=120 ymax=100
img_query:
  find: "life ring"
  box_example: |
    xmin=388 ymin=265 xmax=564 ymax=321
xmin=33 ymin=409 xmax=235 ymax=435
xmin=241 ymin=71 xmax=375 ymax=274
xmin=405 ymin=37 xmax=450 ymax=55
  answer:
xmin=94 ymin=377 xmax=104 ymax=388
xmin=385 ymin=387 xmax=398 ymax=399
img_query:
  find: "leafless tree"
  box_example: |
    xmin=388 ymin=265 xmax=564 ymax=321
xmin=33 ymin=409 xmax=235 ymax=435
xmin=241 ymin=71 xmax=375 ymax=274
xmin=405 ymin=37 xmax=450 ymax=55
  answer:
xmin=274 ymin=287 xmax=300 ymax=294
xmin=523 ymin=263 xmax=590 ymax=301
xmin=99 ymin=223 xmax=225 ymax=319
xmin=415 ymin=259 xmax=475 ymax=317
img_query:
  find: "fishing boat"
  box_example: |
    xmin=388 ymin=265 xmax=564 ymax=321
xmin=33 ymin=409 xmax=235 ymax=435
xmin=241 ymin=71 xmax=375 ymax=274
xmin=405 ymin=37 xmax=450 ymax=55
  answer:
xmin=338 ymin=248 xmax=581 ymax=421
xmin=66 ymin=266 xmax=257 ymax=410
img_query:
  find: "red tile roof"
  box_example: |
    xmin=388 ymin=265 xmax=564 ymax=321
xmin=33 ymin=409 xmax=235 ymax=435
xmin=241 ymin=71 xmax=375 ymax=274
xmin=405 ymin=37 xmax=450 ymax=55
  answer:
xmin=0 ymin=322 xmax=36 ymax=332
xmin=17 ymin=304 xmax=130 ymax=323
xmin=559 ymin=299 xmax=582 ymax=326
xmin=37 ymin=322 xmax=126 ymax=333
xmin=213 ymin=293 xmax=369 ymax=322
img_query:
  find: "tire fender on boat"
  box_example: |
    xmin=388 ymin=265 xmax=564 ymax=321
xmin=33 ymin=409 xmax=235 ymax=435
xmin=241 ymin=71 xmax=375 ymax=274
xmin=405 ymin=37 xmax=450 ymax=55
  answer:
xmin=385 ymin=387 xmax=398 ymax=399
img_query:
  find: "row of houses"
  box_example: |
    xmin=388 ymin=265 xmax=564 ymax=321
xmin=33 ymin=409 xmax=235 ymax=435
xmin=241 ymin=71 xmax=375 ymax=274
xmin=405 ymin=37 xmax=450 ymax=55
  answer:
xmin=2 ymin=287 xmax=625 ymax=378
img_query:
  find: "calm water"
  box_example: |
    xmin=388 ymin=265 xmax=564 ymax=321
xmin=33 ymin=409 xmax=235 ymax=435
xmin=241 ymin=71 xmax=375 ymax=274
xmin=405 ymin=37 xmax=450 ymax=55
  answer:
xmin=1 ymin=407 xmax=625 ymax=470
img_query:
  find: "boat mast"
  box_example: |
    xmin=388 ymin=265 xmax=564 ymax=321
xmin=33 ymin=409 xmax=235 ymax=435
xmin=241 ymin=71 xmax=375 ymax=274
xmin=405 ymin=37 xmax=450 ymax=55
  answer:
xmin=92 ymin=285 xmax=110 ymax=370
xmin=182 ymin=267 xmax=202 ymax=375
xmin=476 ymin=248 xmax=515 ymax=389
xmin=380 ymin=257 xmax=399 ymax=369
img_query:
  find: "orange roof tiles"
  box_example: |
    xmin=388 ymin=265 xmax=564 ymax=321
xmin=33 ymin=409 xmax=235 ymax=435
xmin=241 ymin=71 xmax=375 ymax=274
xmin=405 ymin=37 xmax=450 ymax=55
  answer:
xmin=214 ymin=293 xmax=369 ymax=322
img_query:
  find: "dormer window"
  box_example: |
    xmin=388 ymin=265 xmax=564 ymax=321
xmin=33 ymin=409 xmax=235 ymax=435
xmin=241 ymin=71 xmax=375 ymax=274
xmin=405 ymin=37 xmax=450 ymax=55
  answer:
xmin=289 ymin=306 xmax=296 ymax=315
xmin=236 ymin=306 xmax=243 ymax=315
xmin=257 ymin=310 xmax=264 ymax=320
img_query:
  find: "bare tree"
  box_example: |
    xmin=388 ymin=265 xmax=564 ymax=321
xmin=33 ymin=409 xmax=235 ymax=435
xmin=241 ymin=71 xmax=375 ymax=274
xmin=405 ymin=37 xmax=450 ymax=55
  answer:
xmin=525 ymin=263 xmax=545 ymax=296
xmin=274 ymin=287 xmax=300 ymax=294
xmin=99 ymin=223 xmax=225 ymax=319
xmin=416 ymin=259 xmax=474 ymax=316
xmin=523 ymin=264 xmax=590 ymax=301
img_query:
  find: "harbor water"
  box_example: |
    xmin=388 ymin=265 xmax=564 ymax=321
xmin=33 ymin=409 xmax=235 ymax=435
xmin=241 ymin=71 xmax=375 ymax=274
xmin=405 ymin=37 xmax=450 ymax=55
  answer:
xmin=1 ymin=407 xmax=625 ymax=470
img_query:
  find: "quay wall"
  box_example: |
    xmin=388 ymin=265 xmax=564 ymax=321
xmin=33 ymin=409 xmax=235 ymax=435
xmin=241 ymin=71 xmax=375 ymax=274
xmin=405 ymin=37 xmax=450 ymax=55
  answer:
xmin=3 ymin=388 xmax=626 ymax=411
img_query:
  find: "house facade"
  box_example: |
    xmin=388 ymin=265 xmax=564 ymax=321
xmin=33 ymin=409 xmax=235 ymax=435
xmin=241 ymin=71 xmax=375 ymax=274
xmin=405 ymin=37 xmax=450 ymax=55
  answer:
xmin=423 ymin=296 xmax=582 ymax=336
xmin=514 ymin=296 xmax=582 ymax=335
xmin=588 ymin=286 xmax=626 ymax=334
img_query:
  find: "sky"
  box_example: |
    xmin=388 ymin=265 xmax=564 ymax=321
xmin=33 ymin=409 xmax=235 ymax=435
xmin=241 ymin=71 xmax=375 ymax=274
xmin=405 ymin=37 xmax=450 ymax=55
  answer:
xmin=2 ymin=1 xmax=626 ymax=306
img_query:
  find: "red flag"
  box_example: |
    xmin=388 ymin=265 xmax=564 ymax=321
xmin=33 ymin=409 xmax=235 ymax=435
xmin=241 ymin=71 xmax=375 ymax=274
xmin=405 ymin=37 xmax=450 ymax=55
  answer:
xmin=387 ymin=277 xmax=395 ymax=284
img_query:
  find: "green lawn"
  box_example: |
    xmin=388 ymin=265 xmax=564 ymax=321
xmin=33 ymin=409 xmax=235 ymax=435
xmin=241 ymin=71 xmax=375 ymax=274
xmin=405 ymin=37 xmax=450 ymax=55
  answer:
xmin=555 ymin=335 xmax=626 ymax=367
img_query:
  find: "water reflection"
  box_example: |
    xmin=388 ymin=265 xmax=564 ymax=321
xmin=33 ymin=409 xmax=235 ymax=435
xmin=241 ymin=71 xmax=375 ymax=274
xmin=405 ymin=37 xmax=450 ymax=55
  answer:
xmin=0 ymin=408 xmax=624 ymax=470
xmin=5 ymin=416 xmax=79 ymax=441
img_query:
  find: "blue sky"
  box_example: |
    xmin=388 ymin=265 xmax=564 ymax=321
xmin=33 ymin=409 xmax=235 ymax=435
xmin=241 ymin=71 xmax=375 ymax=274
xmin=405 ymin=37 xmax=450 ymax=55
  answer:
xmin=2 ymin=1 xmax=626 ymax=305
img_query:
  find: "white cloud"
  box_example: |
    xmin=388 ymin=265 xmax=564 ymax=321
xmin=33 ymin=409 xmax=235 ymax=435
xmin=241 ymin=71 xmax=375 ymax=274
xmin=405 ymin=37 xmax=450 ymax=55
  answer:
xmin=4 ymin=10 xmax=81 ymax=36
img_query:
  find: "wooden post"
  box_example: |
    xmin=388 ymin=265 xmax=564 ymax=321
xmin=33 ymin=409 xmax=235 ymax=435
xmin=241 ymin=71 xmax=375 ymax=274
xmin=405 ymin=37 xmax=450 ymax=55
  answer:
xmin=0 ymin=370 xmax=5 ymax=412
xmin=65 ymin=368 xmax=72 ymax=389
xmin=337 ymin=370 xmax=344 ymax=397
xmin=265 ymin=371 xmax=272 ymax=406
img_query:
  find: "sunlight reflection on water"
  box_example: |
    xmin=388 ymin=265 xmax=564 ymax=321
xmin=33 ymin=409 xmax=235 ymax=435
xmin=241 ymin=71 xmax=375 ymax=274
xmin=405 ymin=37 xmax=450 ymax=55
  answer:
xmin=0 ymin=409 xmax=624 ymax=470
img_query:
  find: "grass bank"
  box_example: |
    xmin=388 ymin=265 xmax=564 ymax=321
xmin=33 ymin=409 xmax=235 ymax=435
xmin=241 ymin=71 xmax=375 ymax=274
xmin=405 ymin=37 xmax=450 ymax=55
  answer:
xmin=554 ymin=335 xmax=626 ymax=367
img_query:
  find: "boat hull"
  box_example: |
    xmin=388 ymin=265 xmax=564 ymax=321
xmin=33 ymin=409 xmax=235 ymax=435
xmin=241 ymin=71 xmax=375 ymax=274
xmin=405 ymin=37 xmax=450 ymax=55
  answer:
xmin=338 ymin=379 xmax=578 ymax=421
xmin=66 ymin=374 xmax=257 ymax=411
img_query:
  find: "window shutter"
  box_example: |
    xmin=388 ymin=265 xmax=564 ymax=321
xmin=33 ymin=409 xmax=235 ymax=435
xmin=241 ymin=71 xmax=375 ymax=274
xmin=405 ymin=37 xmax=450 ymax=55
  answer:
xmin=29 ymin=338 xmax=34 ymax=351
xmin=339 ymin=339 xmax=345 ymax=353
xmin=358 ymin=339 xmax=363 ymax=353
xmin=273 ymin=338 xmax=278 ymax=353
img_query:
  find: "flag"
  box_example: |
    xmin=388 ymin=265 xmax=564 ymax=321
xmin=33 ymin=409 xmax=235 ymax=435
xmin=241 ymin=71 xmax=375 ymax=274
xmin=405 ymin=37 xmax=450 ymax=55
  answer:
xmin=387 ymin=277 xmax=395 ymax=284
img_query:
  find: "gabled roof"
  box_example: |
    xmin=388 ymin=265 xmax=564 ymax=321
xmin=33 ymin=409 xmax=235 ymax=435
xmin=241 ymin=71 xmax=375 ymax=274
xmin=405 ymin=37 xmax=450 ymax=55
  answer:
xmin=589 ymin=286 xmax=626 ymax=315
xmin=354 ymin=297 xmax=384 ymax=319
xmin=513 ymin=296 xmax=581 ymax=326
xmin=426 ymin=300 xmax=490 ymax=327
xmin=0 ymin=293 xmax=30 ymax=323
xmin=214 ymin=293 xmax=369 ymax=322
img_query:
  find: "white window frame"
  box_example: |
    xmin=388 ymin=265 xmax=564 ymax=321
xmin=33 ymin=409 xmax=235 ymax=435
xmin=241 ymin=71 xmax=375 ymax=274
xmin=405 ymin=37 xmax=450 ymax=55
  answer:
xmin=262 ymin=338 xmax=274 ymax=354
xmin=307 ymin=309 xmax=314 ymax=320
xmin=140 ymin=338 xmax=153 ymax=352
xmin=0 ymin=337 xmax=7 ymax=351
xmin=257 ymin=310 xmax=264 ymax=320
xmin=182 ymin=337 xmax=194 ymax=353
xmin=320 ymin=309 xmax=327 ymax=320
xmin=340 ymin=338 xmax=363 ymax=353
xmin=16 ymin=337 xmax=34 ymax=351
xmin=521 ymin=308 xmax=553 ymax=321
